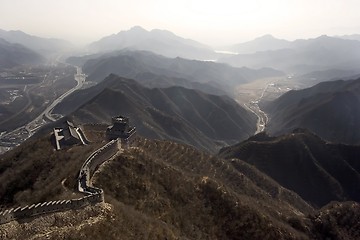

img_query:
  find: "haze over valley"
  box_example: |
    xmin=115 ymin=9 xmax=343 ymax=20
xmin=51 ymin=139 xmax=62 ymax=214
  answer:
xmin=1 ymin=0 xmax=360 ymax=239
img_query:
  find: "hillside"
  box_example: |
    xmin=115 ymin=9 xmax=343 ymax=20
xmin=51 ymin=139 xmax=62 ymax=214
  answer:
xmin=54 ymin=74 xmax=257 ymax=152
xmin=220 ymin=35 xmax=360 ymax=74
xmin=88 ymin=26 xmax=216 ymax=60
xmin=219 ymin=129 xmax=360 ymax=207
xmin=79 ymin=50 xmax=284 ymax=95
xmin=132 ymin=72 xmax=228 ymax=96
xmin=0 ymin=134 xmax=102 ymax=207
xmin=0 ymin=38 xmax=44 ymax=69
xmin=265 ymin=78 xmax=360 ymax=144
xmin=295 ymin=69 xmax=360 ymax=86
xmin=1 ymin=133 xmax=360 ymax=239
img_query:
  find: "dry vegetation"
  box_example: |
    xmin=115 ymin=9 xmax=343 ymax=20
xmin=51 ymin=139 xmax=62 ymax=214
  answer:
xmin=0 ymin=203 xmax=110 ymax=239
xmin=89 ymin=138 xmax=311 ymax=239
xmin=219 ymin=130 xmax=360 ymax=207
xmin=0 ymin=133 xmax=102 ymax=208
xmin=0 ymin=135 xmax=359 ymax=239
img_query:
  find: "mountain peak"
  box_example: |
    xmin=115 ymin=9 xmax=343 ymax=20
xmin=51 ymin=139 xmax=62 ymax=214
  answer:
xmin=128 ymin=25 xmax=147 ymax=32
xmin=89 ymin=27 xmax=215 ymax=59
xmin=318 ymin=34 xmax=330 ymax=39
xmin=256 ymin=34 xmax=276 ymax=40
xmin=313 ymin=34 xmax=335 ymax=42
xmin=229 ymin=34 xmax=291 ymax=54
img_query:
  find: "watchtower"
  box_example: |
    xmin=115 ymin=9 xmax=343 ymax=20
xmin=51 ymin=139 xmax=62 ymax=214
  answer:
xmin=106 ymin=116 xmax=136 ymax=144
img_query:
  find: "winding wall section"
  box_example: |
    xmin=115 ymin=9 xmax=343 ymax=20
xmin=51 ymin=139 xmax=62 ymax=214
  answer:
xmin=0 ymin=139 xmax=120 ymax=225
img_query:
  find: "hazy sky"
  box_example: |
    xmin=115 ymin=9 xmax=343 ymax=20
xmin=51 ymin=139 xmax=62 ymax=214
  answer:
xmin=1 ymin=0 xmax=359 ymax=46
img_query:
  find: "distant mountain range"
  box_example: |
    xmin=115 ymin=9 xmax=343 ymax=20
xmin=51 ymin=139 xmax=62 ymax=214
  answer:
xmin=220 ymin=35 xmax=360 ymax=74
xmin=0 ymin=29 xmax=72 ymax=58
xmin=69 ymin=50 xmax=284 ymax=96
xmin=54 ymin=74 xmax=257 ymax=152
xmin=0 ymin=38 xmax=44 ymax=69
xmin=264 ymin=78 xmax=360 ymax=144
xmin=337 ymin=34 xmax=360 ymax=41
xmin=228 ymin=34 xmax=291 ymax=54
xmin=295 ymin=69 xmax=360 ymax=85
xmin=219 ymin=129 xmax=360 ymax=207
xmin=88 ymin=26 xmax=218 ymax=60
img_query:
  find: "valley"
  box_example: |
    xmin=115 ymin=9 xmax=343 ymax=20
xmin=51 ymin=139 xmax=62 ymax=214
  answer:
xmin=0 ymin=64 xmax=83 ymax=154
xmin=235 ymin=76 xmax=301 ymax=134
xmin=0 ymin=49 xmax=288 ymax=155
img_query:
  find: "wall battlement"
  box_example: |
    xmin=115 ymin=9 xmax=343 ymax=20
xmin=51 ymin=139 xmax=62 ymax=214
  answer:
xmin=0 ymin=139 xmax=120 ymax=225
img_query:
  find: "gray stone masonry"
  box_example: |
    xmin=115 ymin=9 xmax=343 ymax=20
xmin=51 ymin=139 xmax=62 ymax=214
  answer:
xmin=0 ymin=139 xmax=120 ymax=225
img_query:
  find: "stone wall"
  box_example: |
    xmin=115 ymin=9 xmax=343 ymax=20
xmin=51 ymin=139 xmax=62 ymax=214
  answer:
xmin=0 ymin=139 xmax=120 ymax=225
xmin=79 ymin=139 xmax=120 ymax=177
xmin=0 ymin=195 xmax=101 ymax=224
xmin=119 ymin=130 xmax=137 ymax=148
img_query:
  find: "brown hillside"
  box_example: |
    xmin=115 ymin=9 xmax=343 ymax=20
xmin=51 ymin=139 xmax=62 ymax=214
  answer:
xmin=1 ymin=133 xmax=359 ymax=239
xmin=219 ymin=129 xmax=360 ymax=207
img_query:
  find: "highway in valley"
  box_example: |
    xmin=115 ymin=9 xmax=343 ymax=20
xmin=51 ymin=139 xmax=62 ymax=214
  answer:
xmin=0 ymin=67 xmax=86 ymax=153
xmin=237 ymin=77 xmax=294 ymax=135
xmin=35 ymin=66 xmax=85 ymax=124
xmin=243 ymin=83 xmax=271 ymax=134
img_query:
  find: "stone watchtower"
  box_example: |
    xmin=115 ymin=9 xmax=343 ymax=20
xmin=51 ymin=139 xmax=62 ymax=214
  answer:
xmin=106 ymin=116 xmax=137 ymax=144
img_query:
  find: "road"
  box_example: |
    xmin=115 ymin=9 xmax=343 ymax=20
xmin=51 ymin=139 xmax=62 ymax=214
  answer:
xmin=243 ymin=82 xmax=272 ymax=134
xmin=0 ymin=67 xmax=86 ymax=152
xmin=24 ymin=66 xmax=85 ymax=133
xmin=42 ymin=67 xmax=85 ymax=122
xmin=241 ymin=78 xmax=295 ymax=135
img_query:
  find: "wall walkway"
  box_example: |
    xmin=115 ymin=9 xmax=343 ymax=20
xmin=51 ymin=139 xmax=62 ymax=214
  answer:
xmin=0 ymin=139 xmax=120 ymax=225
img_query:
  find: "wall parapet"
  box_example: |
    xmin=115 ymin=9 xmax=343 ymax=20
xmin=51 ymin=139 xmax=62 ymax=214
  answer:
xmin=0 ymin=139 xmax=120 ymax=225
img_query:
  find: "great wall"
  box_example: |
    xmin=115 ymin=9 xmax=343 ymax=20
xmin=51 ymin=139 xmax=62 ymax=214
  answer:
xmin=0 ymin=115 xmax=137 ymax=225
xmin=0 ymin=136 xmax=122 ymax=225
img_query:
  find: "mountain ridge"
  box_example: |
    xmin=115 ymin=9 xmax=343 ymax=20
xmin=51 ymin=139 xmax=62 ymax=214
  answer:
xmin=76 ymin=50 xmax=284 ymax=96
xmin=228 ymin=34 xmax=291 ymax=54
xmin=0 ymin=29 xmax=73 ymax=57
xmin=219 ymin=129 xmax=360 ymax=207
xmin=54 ymin=74 xmax=257 ymax=152
xmin=220 ymin=35 xmax=360 ymax=74
xmin=265 ymin=78 xmax=360 ymax=144
xmin=88 ymin=26 xmax=216 ymax=60
xmin=0 ymin=38 xmax=45 ymax=69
